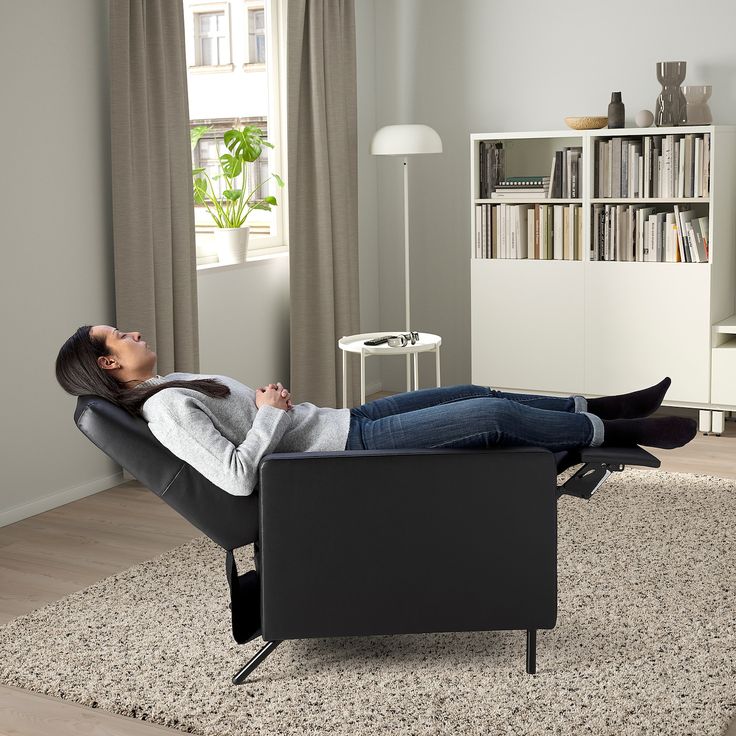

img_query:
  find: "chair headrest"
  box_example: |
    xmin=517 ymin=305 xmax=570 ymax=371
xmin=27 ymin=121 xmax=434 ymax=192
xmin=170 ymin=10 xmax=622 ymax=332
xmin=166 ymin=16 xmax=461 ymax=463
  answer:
xmin=74 ymin=395 xmax=258 ymax=550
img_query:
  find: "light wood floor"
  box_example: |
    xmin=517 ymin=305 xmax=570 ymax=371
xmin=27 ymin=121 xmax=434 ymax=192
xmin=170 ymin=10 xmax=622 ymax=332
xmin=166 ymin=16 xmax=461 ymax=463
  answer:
xmin=1 ymin=403 xmax=735 ymax=736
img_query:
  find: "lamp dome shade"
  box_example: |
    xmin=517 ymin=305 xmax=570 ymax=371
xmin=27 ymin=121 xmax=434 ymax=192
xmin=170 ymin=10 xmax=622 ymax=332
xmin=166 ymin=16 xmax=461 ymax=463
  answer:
xmin=370 ymin=124 xmax=443 ymax=155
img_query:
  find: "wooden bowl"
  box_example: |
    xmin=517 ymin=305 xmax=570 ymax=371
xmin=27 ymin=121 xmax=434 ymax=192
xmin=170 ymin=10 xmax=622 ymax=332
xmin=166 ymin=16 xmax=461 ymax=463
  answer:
xmin=564 ymin=115 xmax=609 ymax=130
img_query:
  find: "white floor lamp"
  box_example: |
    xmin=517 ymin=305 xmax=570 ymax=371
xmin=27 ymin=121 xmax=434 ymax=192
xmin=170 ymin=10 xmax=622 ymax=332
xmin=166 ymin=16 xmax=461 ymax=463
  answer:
xmin=371 ymin=124 xmax=443 ymax=336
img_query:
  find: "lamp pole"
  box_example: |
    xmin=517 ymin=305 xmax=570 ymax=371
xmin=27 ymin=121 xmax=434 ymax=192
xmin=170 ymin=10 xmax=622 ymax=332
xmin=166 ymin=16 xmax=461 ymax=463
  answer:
xmin=403 ymin=157 xmax=412 ymax=389
xmin=403 ymin=157 xmax=411 ymax=333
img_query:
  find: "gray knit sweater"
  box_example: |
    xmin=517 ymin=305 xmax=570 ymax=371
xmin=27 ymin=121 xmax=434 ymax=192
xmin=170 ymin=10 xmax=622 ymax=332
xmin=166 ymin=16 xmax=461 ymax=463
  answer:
xmin=139 ymin=373 xmax=351 ymax=497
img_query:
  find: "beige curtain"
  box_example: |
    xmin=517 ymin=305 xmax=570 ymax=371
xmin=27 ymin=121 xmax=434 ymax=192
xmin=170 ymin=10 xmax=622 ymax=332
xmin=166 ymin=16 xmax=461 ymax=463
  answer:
xmin=287 ymin=0 xmax=361 ymax=408
xmin=109 ymin=0 xmax=199 ymax=375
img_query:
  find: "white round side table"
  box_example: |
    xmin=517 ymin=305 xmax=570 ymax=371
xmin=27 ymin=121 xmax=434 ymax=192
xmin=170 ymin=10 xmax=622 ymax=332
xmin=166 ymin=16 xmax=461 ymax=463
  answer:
xmin=338 ymin=332 xmax=442 ymax=408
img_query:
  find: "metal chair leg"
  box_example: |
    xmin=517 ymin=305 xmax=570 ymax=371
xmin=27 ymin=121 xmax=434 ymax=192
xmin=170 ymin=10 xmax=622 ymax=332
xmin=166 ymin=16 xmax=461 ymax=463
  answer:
xmin=232 ymin=640 xmax=282 ymax=685
xmin=526 ymin=629 xmax=537 ymax=675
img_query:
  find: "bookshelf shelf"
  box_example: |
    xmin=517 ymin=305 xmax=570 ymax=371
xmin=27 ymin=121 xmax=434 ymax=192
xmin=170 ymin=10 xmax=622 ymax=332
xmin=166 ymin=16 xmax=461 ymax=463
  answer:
xmin=590 ymin=197 xmax=710 ymax=204
xmin=475 ymin=198 xmax=583 ymax=205
xmin=713 ymin=314 xmax=736 ymax=334
xmin=470 ymin=124 xmax=736 ymax=419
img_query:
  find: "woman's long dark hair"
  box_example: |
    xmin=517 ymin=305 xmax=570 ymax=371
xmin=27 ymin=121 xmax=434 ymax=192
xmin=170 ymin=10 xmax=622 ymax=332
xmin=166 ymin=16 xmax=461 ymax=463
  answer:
xmin=55 ymin=325 xmax=230 ymax=418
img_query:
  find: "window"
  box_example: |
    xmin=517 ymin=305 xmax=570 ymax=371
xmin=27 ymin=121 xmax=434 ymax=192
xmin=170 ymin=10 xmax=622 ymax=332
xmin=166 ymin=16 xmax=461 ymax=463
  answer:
xmin=193 ymin=9 xmax=231 ymax=66
xmin=184 ymin=0 xmax=286 ymax=265
xmin=248 ymin=8 xmax=266 ymax=64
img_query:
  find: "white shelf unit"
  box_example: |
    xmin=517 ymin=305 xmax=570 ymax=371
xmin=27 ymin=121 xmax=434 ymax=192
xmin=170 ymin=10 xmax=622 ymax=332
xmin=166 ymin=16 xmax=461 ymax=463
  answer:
xmin=469 ymin=125 xmax=736 ymax=428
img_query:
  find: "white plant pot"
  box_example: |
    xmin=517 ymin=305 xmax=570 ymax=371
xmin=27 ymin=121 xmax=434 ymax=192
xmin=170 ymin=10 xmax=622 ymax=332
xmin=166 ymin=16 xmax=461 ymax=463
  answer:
xmin=214 ymin=227 xmax=250 ymax=265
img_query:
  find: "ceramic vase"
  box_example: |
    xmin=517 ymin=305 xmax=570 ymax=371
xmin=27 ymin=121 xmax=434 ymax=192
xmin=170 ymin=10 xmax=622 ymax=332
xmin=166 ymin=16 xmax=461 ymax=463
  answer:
xmin=655 ymin=61 xmax=687 ymax=127
xmin=608 ymin=92 xmax=625 ymax=128
xmin=683 ymin=85 xmax=712 ymax=125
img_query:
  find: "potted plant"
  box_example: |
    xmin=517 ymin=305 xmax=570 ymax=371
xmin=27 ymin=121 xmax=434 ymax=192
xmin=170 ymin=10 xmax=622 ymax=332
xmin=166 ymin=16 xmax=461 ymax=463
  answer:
xmin=191 ymin=125 xmax=284 ymax=264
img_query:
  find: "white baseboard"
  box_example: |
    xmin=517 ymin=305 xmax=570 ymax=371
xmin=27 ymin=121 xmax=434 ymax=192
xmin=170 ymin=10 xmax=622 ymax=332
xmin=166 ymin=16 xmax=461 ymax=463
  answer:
xmin=365 ymin=381 xmax=383 ymax=398
xmin=0 ymin=471 xmax=125 ymax=528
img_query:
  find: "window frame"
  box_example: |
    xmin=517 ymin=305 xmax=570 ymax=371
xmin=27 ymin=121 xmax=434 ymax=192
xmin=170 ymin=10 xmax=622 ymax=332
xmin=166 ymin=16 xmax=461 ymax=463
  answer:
xmin=238 ymin=0 xmax=286 ymax=255
xmin=190 ymin=2 xmax=234 ymax=71
xmin=190 ymin=0 xmax=287 ymax=264
xmin=244 ymin=3 xmax=267 ymax=67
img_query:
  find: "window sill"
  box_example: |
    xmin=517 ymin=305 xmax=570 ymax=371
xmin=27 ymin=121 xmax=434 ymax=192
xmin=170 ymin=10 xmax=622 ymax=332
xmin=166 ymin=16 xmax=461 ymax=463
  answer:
xmin=243 ymin=62 xmax=266 ymax=73
xmin=196 ymin=245 xmax=288 ymax=273
xmin=189 ymin=63 xmax=235 ymax=74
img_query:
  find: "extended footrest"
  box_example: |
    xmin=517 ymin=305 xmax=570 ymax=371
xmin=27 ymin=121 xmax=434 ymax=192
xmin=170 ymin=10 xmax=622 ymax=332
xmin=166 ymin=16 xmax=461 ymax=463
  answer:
xmin=557 ymin=445 xmax=660 ymax=500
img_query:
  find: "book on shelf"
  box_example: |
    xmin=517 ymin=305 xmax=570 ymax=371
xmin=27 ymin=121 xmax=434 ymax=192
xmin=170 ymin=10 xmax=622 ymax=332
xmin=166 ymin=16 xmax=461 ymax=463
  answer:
xmin=547 ymin=147 xmax=582 ymax=198
xmin=595 ymin=132 xmax=710 ymax=198
xmin=475 ymin=203 xmax=581 ymax=260
xmin=490 ymin=176 xmax=551 ymax=199
xmin=478 ymin=140 xmax=505 ymax=199
xmin=589 ymin=203 xmax=708 ymax=262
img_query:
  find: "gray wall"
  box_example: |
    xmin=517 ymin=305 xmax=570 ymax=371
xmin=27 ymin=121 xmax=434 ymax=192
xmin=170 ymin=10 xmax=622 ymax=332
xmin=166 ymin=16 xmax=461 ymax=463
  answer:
xmin=368 ymin=0 xmax=736 ymax=391
xmin=0 ymin=1 xmax=120 ymax=526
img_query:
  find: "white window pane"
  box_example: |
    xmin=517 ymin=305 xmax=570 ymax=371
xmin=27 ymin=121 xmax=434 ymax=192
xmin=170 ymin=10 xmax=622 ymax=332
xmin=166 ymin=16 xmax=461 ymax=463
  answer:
xmin=201 ymin=37 xmax=215 ymax=65
xmin=218 ymin=37 xmax=228 ymax=64
xmin=199 ymin=13 xmax=214 ymax=34
xmin=216 ymin=12 xmax=225 ymax=33
xmin=256 ymin=35 xmax=266 ymax=63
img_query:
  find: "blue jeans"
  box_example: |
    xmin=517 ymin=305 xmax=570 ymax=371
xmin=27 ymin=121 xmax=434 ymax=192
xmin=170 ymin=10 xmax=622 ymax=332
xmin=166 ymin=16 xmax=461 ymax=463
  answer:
xmin=346 ymin=384 xmax=604 ymax=452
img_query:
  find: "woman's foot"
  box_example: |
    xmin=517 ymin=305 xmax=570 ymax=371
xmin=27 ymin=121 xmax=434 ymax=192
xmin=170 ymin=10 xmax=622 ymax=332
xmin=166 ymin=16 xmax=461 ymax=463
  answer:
xmin=601 ymin=415 xmax=697 ymax=449
xmin=586 ymin=377 xmax=671 ymax=420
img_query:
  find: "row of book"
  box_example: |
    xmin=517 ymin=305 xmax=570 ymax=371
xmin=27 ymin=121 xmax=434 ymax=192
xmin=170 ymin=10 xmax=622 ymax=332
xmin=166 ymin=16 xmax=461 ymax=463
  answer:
xmin=595 ymin=133 xmax=710 ymax=199
xmin=475 ymin=203 xmax=582 ymax=260
xmin=591 ymin=204 xmax=709 ymax=262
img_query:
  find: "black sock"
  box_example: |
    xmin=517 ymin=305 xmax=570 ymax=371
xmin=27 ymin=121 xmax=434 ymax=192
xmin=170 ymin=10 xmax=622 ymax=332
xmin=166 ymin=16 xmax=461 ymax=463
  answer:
xmin=601 ymin=415 xmax=697 ymax=449
xmin=587 ymin=377 xmax=671 ymax=420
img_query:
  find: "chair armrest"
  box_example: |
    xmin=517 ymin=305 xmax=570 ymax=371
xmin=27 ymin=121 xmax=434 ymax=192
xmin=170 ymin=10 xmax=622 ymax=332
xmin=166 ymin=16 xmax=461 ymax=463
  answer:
xmin=258 ymin=447 xmax=559 ymax=640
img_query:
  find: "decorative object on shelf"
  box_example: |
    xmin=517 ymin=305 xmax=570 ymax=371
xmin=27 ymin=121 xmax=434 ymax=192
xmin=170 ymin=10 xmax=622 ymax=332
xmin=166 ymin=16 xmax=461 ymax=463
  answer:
xmin=607 ymin=92 xmax=625 ymax=128
xmin=635 ymin=109 xmax=654 ymax=128
xmin=683 ymin=85 xmax=713 ymax=125
xmin=655 ymin=61 xmax=688 ymax=127
xmin=371 ymin=123 xmax=442 ymax=338
xmin=564 ymin=116 xmax=608 ymax=130
xmin=190 ymin=125 xmax=285 ymax=265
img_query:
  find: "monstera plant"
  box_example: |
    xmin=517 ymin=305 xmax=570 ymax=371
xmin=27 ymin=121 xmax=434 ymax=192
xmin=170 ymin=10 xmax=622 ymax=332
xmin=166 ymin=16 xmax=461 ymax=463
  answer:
xmin=190 ymin=124 xmax=284 ymax=263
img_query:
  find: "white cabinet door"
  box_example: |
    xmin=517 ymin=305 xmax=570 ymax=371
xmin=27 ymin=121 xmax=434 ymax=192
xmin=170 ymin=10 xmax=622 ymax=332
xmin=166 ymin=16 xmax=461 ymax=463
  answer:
xmin=584 ymin=262 xmax=711 ymax=403
xmin=471 ymin=259 xmax=585 ymax=394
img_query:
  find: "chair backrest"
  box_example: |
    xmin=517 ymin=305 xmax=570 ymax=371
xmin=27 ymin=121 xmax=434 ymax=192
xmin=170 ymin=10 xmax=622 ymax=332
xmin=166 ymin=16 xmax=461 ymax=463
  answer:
xmin=74 ymin=395 xmax=258 ymax=550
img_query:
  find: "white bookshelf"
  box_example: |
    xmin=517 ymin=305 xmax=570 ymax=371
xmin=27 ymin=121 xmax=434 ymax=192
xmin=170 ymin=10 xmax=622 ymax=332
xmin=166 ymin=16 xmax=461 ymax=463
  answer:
xmin=469 ymin=125 xmax=736 ymax=430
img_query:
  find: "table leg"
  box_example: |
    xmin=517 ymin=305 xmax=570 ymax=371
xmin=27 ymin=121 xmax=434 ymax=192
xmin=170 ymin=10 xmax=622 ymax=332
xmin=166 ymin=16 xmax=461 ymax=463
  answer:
xmin=342 ymin=348 xmax=347 ymax=409
xmin=361 ymin=350 xmax=366 ymax=405
xmin=435 ymin=346 xmax=441 ymax=387
xmin=413 ymin=352 xmax=419 ymax=391
xmin=406 ymin=354 xmax=411 ymax=392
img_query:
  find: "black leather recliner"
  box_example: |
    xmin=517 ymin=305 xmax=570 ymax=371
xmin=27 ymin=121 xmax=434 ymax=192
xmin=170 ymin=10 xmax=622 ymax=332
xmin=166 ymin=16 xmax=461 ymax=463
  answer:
xmin=74 ymin=394 xmax=660 ymax=684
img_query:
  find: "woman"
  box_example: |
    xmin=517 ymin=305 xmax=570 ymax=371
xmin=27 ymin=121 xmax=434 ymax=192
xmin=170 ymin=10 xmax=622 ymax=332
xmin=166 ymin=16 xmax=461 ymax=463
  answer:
xmin=56 ymin=325 xmax=697 ymax=497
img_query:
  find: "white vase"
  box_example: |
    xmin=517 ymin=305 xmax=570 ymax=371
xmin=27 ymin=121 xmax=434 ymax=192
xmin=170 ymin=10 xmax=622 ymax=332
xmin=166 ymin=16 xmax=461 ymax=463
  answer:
xmin=214 ymin=227 xmax=250 ymax=265
xmin=683 ymin=85 xmax=713 ymax=125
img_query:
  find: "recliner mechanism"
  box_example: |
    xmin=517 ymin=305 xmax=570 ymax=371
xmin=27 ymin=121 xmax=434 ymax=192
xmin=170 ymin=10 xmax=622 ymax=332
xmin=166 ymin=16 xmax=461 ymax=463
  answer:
xmin=557 ymin=461 xmax=625 ymax=500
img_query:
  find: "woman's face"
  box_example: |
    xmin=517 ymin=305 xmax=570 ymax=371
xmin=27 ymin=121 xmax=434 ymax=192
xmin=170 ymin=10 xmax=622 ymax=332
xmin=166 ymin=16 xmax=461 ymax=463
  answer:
xmin=90 ymin=325 xmax=157 ymax=376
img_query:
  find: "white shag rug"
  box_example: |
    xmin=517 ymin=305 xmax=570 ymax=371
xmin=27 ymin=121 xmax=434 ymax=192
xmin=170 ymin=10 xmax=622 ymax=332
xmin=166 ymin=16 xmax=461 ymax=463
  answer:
xmin=0 ymin=468 xmax=735 ymax=736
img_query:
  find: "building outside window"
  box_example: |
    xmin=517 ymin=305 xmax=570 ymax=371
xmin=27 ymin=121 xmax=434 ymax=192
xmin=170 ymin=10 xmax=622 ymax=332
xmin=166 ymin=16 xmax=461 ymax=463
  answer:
xmin=248 ymin=8 xmax=266 ymax=64
xmin=194 ymin=10 xmax=230 ymax=66
xmin=184 ymin=0 xmax=285 ymax=265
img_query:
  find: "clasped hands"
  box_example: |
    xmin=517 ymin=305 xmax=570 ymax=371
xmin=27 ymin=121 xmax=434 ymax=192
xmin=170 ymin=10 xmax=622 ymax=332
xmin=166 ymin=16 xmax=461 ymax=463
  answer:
xmin=256 ymin=382 xmax=293 ymax=412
